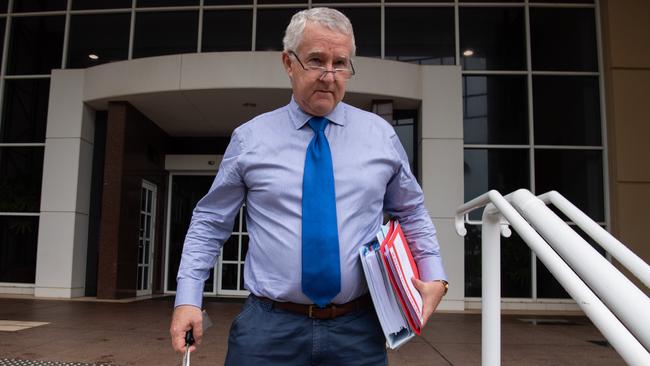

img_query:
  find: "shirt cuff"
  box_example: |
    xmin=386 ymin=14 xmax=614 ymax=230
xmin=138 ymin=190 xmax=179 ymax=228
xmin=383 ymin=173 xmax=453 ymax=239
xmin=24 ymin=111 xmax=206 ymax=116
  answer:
xmin=174 ymin=278 xmax=205 ymax=308
xmin=416 ymin=256 xmax=448 ymax=283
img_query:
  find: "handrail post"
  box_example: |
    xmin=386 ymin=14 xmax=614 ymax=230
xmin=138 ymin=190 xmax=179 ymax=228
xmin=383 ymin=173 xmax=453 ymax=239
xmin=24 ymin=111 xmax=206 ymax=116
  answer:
xmin=482 ymin=212 xmax=502 ymax=366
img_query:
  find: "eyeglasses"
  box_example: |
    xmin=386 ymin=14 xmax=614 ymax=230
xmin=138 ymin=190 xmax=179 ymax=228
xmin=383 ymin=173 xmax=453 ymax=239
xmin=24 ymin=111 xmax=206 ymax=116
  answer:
xmin=289 ymin=50 xmax=356 ymax=80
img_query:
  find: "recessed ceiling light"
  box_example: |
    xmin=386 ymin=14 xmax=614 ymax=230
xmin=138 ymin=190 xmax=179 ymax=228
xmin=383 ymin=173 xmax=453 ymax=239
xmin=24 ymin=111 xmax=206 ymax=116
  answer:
xmin=463 ymin=49 xmax=474 ymax=57
xmin=88 ymin=54 xmax=99 ymax=60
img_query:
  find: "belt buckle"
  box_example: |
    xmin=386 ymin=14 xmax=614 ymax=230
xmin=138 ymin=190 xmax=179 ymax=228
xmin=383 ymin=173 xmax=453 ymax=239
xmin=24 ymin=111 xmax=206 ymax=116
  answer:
xmin=308 ymin=305 xmax=316 ymax=318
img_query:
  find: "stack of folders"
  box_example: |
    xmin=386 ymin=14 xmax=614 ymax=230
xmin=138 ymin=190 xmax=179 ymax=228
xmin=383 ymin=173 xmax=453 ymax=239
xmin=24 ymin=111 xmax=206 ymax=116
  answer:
xmin=359 ymin=219 xmax=424 ymax=349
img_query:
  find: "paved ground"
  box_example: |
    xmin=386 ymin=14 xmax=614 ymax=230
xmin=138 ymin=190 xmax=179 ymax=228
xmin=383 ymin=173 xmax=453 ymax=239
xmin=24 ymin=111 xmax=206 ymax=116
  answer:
xmin=0 ymin=296 xmax=625 ymax=365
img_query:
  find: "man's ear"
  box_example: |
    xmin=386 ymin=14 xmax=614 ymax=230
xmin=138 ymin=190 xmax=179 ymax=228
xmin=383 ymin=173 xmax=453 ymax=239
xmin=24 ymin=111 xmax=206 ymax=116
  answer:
xmin=282 ymin=51 xmax=294 ymax=79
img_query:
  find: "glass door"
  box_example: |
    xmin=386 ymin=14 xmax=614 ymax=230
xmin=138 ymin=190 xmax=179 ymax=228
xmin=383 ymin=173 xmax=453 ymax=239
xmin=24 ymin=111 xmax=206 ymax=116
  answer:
xmin=137 ymin=180 xmax=157 ymax=296
xmin=164 ymin=173 xmax=250 ymax=297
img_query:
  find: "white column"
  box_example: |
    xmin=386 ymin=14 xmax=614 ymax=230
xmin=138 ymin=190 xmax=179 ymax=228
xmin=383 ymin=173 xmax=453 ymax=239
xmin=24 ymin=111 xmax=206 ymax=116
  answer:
xmin=420 ymin=65 xmax=465 ymax=311
xmin=34 ymin=69 xmax=94 ymax=298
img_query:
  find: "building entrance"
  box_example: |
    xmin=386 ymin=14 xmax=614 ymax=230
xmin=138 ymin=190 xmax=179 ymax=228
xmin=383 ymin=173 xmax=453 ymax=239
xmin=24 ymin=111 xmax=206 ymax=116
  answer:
xmin=165 ymin=173 xmax=249 ymax=297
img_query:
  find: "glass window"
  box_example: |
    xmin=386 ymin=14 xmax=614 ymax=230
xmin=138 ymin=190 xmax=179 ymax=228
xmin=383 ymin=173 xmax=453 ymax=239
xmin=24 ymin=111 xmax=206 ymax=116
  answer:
xmin=533 ymin=76 xmax=601 ymax=146
xmin=8 ymin=16 xmax=65 ymax=75
xmin=204 ymin=0 xmax=252 ymax=4
xmin=0 ymin=147 xmax=44 ymax=213
xmin=533 ymin=0 xmax=593 ymax=3
xmin=1 ymin=79 xmax=49 ymax=143
xmin=256 ymin=9 xmax=296 ymax=51
xmin=385 ymin=7 xmax=454 ymax=65
xmin=535 ymin=149 xmax=604 ymax=221
xmin=463 ymin=75 xmax=528 ymax=145
xmin=0 ymin=1 xmax=7 ymax=13
xmin=0 ymin=19 xmax=5 ymax=66
xmin=460 ymin=7 xmax=526 ymax=70
xmin=0 ymin=216 xmax=39 ymax=284
xmin=316 ymin=0 xmax=376 ymax=3
xmin=335 ymin=7 xmax=380 ymax=58
xmin=67 ymin=13 xmax=131 ymax=68
xmin=133 ymin=11 xmax=198 ymax=58
xmin=258 ymin=0 xmax=306 ymax=3
xmin=530 ymin=8 xmax=597 ymax=71
xmin=536 ymin=225 xmax=604 ymax=299
xmin=72 ymin=0 xmax=132 ymax=9
xmin=464 ymin=148 xmax=530 ymax=220
xmin=13 ymin=0 xmax=66 ymax=12
xmin=203 ymin=10 xmax=252 ymax=52
xmin=137 ymin=0 xmax=199 ymax=6
xmin=464 ymin=225 xmax=532 ymax=298
xmin=392 ymin=110 xmax=418 ymax=176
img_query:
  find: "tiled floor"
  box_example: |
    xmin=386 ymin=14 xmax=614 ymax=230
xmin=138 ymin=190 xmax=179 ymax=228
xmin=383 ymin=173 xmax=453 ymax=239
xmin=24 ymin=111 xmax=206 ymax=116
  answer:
xmin=0 ymin=296 xmax=625 ymax=366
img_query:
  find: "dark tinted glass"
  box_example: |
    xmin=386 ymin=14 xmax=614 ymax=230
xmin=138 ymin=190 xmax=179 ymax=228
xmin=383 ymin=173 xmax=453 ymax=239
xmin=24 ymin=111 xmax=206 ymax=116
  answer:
xmin=72 ymin=0 xmax=132 ymax=9
xmin=0 ymin=216 xmax=39 ymax=283
xmin=258 ymin=0 xmax=305 ymax=3
xmin=0 ymin=1 xmax=7 ymax=12
xmin=67 ymin=14 xmax=130 ymax=68
xmin=534 ymin=0 xmax=593 ymax=3
xmin=535 ymin=149 xmax=604 ymax=221
xmin=221 ymin=263 xmax=238 ymax=290
xmin=464 ymin=148 xmax=529 ymax=220
xmin=533 ymin=76 xmax=601 ymax=146
xmin=0 ymin=19 xmax=5 ymax=66
xmin=0 ymin=147 xmax=44 ymax=213
xmin=536 ymin=225 xmax=605 ymax=299
xmin=222 ymin=236 xmax=239 ymax=261
xmin=1 ymin=79 xmax=49 ymax=143
xmin=13 ymin=0 xmax=66 ymax=12
xmin=137 ymin=0 xmax=198 ymax=6
xmin=256 ymin=9 xmax=295 ymax=51
xmin=463 ymin=75 xmax=528 ymax=144
xmin=316 ymin=0 xmax=376 ymax=3
xmin=166 ymin=175 xmax=214 ymax=291
xmin=392 ymin=110 xmax=418 ymax=175
xmin=385 ymin=7 xmax=455 ymax=65
xmin=530 ymin=8 xmax=597 ymax=71
xmin=460 ymin=7 xmax=526 ymax=70
xmin=8 ymin=16 xmax=65 ymax=75
xmin=203 ymin=10 xmax=252 ymax=52
xmin=204 ymin=0 xmax=252 ymax=4
xmin=133 ymin=11 xmax=198 ymax=58
xmin=465 ymin=225 xmax=532 ymax=298
xmin=336 ymin=7 xmax=380 ymax=57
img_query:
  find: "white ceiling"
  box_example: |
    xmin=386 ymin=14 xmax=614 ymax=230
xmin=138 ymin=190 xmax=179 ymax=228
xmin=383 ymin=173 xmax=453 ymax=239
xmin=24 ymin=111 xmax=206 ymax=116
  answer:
xmin=87 ymin=88 xmax=420 ymax=137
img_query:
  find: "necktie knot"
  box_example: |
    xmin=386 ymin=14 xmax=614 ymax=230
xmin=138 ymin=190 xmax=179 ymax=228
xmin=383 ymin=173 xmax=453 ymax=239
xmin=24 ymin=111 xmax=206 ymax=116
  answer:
xmin=308 ymin=117 xmax=328 ymax=134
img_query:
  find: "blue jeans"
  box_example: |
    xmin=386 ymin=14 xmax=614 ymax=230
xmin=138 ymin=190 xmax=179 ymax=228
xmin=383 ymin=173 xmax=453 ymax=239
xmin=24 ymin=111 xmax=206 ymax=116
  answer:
xmin=225 ymin=295 xmax=388 ymax=366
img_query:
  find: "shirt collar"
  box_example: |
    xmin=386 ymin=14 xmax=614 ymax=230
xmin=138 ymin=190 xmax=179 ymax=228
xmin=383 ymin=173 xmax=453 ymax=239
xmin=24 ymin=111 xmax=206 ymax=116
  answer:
xmin=289 ymin=96 xmax=346 ymax=130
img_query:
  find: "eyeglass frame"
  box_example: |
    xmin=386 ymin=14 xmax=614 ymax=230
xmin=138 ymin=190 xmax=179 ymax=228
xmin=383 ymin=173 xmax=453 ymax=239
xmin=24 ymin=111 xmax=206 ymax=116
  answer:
xmin=288 ymin=50 xmax=356 ymax=79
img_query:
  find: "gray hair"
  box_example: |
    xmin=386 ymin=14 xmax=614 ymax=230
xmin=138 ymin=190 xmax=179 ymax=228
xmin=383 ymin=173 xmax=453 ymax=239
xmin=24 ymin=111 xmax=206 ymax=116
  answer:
xmin=283 ymin=7 xmax=356 ymax=56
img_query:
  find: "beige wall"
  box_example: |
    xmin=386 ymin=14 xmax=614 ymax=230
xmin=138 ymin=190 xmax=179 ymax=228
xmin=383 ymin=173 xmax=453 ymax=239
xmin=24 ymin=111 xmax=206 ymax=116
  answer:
xmin=601 ymin=0 xmax=650 ymax=292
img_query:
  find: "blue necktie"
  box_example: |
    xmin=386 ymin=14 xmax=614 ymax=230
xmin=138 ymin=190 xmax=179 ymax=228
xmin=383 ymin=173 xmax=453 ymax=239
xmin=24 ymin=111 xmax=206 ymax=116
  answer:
xmin=302 ymin=117 xmax=341 ymax=308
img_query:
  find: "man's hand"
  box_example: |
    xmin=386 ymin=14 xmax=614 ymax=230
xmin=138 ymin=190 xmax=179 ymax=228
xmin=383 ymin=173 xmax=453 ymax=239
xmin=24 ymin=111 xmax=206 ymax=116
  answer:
xmin=170 ymin=305 xmax=203 ymax=354
xmin=412 ymin=278 xmax=446 ymax=326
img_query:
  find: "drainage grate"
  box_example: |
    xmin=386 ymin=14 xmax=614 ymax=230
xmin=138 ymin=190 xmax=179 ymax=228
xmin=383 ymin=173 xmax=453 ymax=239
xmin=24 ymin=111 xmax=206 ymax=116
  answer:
xmin=0 ymin=360 xmax=117 ymax=366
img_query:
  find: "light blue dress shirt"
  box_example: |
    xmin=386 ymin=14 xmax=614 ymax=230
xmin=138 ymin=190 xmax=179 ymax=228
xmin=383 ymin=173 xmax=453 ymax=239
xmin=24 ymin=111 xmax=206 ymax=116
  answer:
xmin=175 ymin=98 xmax=447 ymax=308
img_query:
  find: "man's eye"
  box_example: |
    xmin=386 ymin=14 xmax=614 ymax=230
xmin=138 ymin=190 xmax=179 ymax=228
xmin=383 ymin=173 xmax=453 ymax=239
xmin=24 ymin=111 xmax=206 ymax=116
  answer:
xmin=334 ymin=61 xmax=348 ymax=68
xmin=307 ymin=58 xmax=322 ymax=66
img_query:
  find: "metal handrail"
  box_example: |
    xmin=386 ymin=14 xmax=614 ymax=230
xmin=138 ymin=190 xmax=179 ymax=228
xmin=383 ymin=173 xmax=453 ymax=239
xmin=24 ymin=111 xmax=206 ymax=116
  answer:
xmin=537 ymin=190 xmax=650 ymax=288
xmin=455 ymin=189 xmax=650 ymax=366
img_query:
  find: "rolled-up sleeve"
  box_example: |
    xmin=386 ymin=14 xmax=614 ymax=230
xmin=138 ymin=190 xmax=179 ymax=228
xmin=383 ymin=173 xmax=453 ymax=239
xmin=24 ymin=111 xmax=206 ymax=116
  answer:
xmin=383 ymin=133 xmax=448 ymax=282
xmin=175 ymin=129 xmax=247 ymax=308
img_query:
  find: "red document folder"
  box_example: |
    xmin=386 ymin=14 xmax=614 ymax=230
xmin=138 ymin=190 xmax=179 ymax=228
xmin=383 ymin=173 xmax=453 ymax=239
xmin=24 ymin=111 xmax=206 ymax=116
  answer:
xmin=379 ymin=220 xmax=423 ymax=335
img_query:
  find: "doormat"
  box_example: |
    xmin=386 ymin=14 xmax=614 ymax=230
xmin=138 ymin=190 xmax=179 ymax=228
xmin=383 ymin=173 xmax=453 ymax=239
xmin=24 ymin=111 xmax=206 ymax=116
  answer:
xmin=0 ymin=360 xmax=117 ymax=366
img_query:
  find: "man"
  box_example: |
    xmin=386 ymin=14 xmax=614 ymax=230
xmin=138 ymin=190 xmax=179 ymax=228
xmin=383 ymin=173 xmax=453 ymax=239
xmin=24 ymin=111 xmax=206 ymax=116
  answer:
xmin=170 ymin=7 xmax=448 ymax=366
